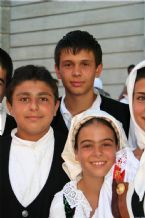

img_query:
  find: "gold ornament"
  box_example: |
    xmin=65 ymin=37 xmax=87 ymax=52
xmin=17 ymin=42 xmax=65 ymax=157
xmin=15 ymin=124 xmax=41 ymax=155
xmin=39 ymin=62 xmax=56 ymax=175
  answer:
xmin=116 ymin=183 xmax=125 ymax=195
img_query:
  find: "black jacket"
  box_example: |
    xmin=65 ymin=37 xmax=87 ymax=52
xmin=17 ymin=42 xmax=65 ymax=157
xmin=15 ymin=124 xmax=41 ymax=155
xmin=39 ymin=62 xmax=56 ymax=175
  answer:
xmin=51 ymin=95 xmax=130 ymax=145
xmin=0 ymin=130 xmax=69 ymax=218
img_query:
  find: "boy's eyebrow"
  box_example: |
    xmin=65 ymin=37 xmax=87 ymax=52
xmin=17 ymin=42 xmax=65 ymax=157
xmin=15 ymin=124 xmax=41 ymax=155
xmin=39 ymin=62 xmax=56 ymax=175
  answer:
xmin=16 ymin=92 xmax=53 ymax=96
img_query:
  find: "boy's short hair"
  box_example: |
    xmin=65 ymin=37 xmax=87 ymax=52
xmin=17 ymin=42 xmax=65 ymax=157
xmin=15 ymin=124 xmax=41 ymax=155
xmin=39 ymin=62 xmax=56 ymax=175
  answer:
xmin=0 ymin=48 xmax=13 ymax=87
xmin=55 ymin=30 xmax=102 ymax=68
xmin=6 ymin=65 xmax=58 ymax=104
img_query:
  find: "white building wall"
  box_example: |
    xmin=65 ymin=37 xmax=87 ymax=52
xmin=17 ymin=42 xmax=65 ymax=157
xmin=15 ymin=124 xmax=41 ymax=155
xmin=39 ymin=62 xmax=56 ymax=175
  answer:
xmin=10 ymin=1 xmax=145 ymax=99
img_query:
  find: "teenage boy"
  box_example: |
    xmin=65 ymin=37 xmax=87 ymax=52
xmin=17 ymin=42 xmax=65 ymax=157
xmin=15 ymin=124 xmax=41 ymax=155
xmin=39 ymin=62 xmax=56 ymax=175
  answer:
xmin=0 ymin=65 xmax=68 ymax=218
xmin=51 ymin=30 xmax=130 ymax=140
xmin=0 ymin=48 xmax=16 ymax=136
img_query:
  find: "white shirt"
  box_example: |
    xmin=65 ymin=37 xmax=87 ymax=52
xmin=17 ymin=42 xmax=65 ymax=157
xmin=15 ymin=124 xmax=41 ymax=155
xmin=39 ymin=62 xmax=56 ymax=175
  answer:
xmin=60 ymin=92 xmax=101 ymax=129
xmin=0 ymin=102 xmax=7 ymax=135
xmin=9 ymin=127 xmax=54 ymax=207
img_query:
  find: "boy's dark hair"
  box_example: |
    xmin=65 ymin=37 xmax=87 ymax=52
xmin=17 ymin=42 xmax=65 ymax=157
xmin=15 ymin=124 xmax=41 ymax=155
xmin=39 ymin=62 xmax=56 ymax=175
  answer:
xmin=74 ymin=117 xmax=118 ymax=150
xmin=135 ymin=67 xmax=145 ymax=83
xmin=55 ymin=30 xmax=102 ymax=68
xmin=127 ymin=64 xmax=135 ymax=74
xmin=0 ymin=48 xmax=13 ymax=87
xmin=6 ymin=65 xmax=58 ymax=104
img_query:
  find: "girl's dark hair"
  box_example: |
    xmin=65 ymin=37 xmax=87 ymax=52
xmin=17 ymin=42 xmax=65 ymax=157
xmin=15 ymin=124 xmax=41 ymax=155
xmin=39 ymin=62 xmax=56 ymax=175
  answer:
xmin=74 ymin=117 xmax=118 ymax=150
xmin=135 ymin=67 xmax=145 ymax=83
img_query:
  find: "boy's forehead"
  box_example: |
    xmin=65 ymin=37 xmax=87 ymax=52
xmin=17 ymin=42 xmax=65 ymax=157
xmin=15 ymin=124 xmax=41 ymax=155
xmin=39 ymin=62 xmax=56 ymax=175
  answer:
xmin=61 ymin=48 xmax=93 ymax=55
xmin=13 ymin=80 xmax=53 ymax=95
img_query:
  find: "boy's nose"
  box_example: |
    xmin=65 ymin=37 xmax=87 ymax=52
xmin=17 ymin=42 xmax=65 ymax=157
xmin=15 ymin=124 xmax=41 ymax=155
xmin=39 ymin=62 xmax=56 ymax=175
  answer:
xmin=72 ymin=65 xmax=81 ymax=76
xmin=29 ymin=99 xmax=39 ymax=111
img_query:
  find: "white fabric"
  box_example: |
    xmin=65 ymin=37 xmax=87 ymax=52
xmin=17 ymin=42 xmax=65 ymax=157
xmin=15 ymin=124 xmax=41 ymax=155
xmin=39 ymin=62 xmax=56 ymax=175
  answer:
xmin=126 ymin=60 xmax=145 ymax=150
xmin=119 ymin=95 xmax=128 ymax=104
xmin=0 ymin=102 xmax=7 ymax=135
xmin=93 ymin=78 xmax=103 ymax=89
xmin=9 ymin=127 xmax=54 ymax=207
xmin=60 ymin=91 xmax=102 ymax=129
xmin=50 ymin=148 xmax=138 ymax=218
xmin=126 ymin=60 xmax=145 ymax=201
xmin=62 ymin=109 xmax=129 ymax=181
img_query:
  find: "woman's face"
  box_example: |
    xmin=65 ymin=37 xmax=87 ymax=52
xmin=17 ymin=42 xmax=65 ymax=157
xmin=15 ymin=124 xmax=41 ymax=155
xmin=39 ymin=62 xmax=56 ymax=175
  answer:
xmin=133 ymin=78 xmax=145 ymax=132
xmin=75 ymin=121 xmax=118 ymax=179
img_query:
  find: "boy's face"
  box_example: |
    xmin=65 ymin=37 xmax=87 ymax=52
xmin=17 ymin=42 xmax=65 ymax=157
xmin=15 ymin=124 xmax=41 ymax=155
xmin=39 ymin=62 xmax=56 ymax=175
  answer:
xmin=75 ymin=121 xmax=118 ymax=179
xmin=55 ymin=49 xmax=102 ymax=97
xmin=0 ymin=66 xmax=7 ymax=102
xmin=7 ymin=80 xmax=59 ymax=141
xmin=133 ymin=78 xmax=145 ymax=132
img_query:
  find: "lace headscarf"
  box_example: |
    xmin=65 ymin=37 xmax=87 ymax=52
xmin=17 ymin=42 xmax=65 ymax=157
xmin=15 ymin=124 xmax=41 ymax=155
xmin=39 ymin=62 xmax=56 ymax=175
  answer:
xmin=62 ymin=109 xmax=129 ymax=181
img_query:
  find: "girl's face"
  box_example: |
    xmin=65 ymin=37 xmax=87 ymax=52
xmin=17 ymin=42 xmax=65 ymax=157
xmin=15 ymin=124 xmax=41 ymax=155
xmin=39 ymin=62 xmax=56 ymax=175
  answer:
xmin=75 ymin=121 xmax=118 ymax=179
xmin=133 ymin=78 xmax=145 ymax=132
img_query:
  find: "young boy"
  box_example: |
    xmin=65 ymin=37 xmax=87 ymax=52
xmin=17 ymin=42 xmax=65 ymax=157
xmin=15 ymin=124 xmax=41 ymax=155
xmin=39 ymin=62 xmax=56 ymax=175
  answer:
xmin=0 ymin=65 xmax=69 ymax=218
xmin=0 ymin=48 xmax=16 ymax=136
xmin=51 ymin=30 xmax=130 ymax=143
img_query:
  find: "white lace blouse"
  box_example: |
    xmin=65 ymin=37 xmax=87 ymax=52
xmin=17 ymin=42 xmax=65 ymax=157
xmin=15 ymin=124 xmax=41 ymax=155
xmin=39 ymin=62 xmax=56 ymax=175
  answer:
xmin=49 ymin=148 xmax=139 ymax=218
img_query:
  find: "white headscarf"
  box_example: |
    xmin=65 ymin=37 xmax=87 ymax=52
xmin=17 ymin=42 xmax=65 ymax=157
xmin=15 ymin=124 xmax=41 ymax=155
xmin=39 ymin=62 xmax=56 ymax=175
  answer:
xmin=127 ymin=60 xmax=145 ymax=150
xmin=62 ymin=109 xmax=128 ymax=181
xmin=126 ymin=60 xmax=145 ymax=201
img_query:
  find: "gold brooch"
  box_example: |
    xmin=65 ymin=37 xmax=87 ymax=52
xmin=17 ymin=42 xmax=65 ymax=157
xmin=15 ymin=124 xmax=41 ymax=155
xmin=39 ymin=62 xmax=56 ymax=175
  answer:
xmin=116 ymin=183 xmax=125 ymax=195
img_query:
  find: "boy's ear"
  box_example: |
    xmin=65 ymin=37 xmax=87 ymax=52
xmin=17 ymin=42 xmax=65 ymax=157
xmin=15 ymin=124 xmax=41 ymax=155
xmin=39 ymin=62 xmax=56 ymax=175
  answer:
xmin=55 ymin=64 xmax=61 ymax=80
xmin=6 ymin=100 xmax=13 ymax=116
xmin=96 ymin=63 xmax=103 ymax=77
xmin=53 ymin=100 xmax=60 ymax=116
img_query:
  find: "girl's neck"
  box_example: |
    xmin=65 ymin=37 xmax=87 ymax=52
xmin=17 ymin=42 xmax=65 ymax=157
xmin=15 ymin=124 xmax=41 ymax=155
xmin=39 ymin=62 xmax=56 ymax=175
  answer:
xmin=77 ymin=176 xmax=104 ymax=216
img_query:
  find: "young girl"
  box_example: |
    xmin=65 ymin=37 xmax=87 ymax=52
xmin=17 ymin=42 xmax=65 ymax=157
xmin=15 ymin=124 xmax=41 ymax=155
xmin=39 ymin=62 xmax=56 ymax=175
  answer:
xmin=49 ymin=110 xmax=138 ymax=218
xmin=126 ymin=60 xmax=145 ymax=217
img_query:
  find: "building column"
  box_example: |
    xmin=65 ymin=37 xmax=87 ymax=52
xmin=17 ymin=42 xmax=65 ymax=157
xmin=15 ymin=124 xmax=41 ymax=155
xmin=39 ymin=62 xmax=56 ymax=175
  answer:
xmin=0 ymin=0 xmax=11 ymax=52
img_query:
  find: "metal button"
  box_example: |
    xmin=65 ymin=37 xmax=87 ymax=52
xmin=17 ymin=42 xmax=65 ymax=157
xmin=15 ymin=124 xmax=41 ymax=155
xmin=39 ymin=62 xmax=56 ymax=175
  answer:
xmin=22 ymin=210 xmax=29 ymax=217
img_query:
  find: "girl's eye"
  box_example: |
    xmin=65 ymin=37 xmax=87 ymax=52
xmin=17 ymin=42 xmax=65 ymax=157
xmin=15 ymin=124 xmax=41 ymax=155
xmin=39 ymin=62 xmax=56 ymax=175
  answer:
xmin=82 ymin=144 xmax=92 ymax=149
xmin=137 ymin=96 xmax=145 ymax=101
xmin=102 ymin=143 xmax=113 ymax=147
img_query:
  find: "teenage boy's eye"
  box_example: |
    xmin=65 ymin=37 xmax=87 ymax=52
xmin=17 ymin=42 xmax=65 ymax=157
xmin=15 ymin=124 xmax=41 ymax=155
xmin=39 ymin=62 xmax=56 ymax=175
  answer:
xmin=63 ymin=62 xmax=72 ymax=67
xmin=82 ymin=62 xmax=89 ymax=66
xmin=39 ymin=97 xmax=48 ymax=102
xmin=19 ymin=97 xmax=29 ymax=102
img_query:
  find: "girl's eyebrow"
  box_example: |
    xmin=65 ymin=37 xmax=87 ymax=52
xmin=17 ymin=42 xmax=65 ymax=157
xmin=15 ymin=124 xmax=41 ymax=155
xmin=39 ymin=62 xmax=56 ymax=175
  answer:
xmin=80 ymin=138 xmax=114 ymax=144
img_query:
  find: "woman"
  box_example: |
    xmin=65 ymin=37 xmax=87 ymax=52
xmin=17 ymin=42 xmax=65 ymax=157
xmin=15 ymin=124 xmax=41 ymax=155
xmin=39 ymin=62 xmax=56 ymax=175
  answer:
xmin=126 ymin=60 xmax=145 ymax=217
